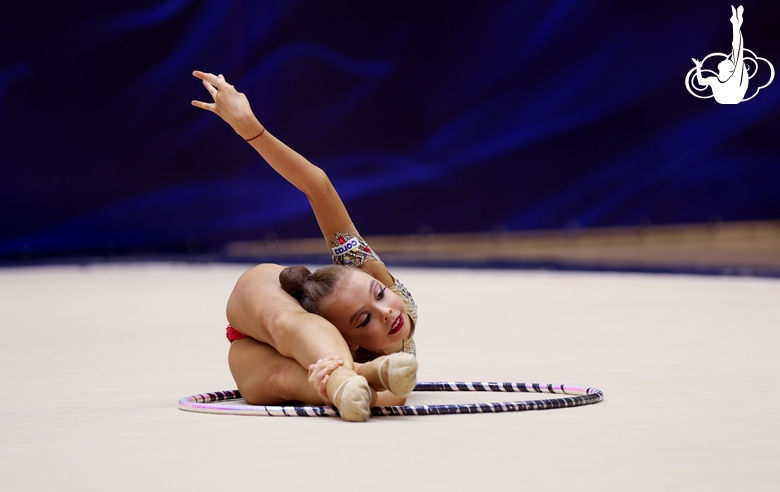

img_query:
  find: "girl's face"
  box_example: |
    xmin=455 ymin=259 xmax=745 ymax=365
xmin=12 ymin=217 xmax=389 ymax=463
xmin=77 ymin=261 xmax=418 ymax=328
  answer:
xmin=320 ymin=269 xmax=411 ymax=354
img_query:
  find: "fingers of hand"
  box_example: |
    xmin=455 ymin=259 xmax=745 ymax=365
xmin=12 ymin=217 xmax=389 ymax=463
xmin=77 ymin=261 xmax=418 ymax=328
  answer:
xmin=191 ymin=100 xmax=215 ymax=112
xmin=316 ymin=364 xmax=338 ymax=380
xmin=314 ymin=356 xmax=342 ymax=367
xmin=210 ymin=73 xmax=226 ymax=91
xmin=309 ymin=359 xmax=329 ymax=378
xmin=311 ymin=358 xmax=342 ymax=376
xmin=318 ymin=376 xmax=330 ymax=402
xmin=308 ymin=357 xmax=342 ymax=394
xmin=194 ymin=71 xmax=221 ymax=90
xmin=313 ymin=358 xmax=343 ymax=404
xmin=192 ymin=70 xmax=224 ymax=85
xmin=201 ymin=79 xmax=218 ymax=98
xmin=214 ymin=73 xmax=238 ymax=93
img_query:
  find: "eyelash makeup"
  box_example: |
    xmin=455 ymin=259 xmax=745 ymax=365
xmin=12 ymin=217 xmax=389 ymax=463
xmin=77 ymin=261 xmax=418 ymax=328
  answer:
xmin=357 ymin=286 xmax=387 ymax=328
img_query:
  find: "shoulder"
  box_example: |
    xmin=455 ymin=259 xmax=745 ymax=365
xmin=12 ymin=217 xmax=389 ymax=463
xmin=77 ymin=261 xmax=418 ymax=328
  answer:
xmin=328 ymin=231 xmax=394 ymax=286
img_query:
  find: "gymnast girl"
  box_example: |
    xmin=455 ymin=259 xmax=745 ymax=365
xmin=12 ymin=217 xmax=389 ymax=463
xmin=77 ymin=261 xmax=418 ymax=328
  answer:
xmin=191 ymin=70 xmax=419 ymax=422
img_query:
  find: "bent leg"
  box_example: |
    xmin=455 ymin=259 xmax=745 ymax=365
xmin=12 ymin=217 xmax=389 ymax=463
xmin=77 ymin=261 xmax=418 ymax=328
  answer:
xmin=226 ymin=264 xmax=354 ymax=370
xmin=226 ymin=264 xmax=374 ymax=420
xmin=228 ymin=337 xmax=323 ymax=405
xmin=730 ymin=6 xmax=744 ymax=64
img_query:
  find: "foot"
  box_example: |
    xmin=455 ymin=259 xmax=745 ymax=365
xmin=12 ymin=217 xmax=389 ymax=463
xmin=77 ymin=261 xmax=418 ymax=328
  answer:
xmin=357 ymin=353 xmax=418 ymax=397
xmin=730 ymin=6 xmax=743 ymax=26
xmin=326 ymin=369 xmax=373 ymax=422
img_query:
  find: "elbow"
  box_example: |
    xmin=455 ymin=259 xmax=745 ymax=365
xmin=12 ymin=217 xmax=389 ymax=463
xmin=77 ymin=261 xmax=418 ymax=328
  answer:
xmin=304 ymin=167 xmax=335 ymax=202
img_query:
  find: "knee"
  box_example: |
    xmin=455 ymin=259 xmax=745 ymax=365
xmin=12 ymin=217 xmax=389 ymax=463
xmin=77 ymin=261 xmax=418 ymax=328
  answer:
xmin=262 ymin=310 xmax=308 ymax=352
xmin=233 ymin=369 xmax=282 ymax=406
xmin=254 ymin=262 xmax=282 ymax=273
xmin=238 ymin=383 xmax=266 ymax=405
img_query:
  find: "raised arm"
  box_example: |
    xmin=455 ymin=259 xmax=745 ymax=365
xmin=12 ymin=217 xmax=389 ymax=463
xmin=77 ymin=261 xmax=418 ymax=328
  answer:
xmin=191 ymin=71 xmax=353 ymax=241
xmin=691 ymin=59 xmax=710 ymax=87
xmin=192 ymin=71 xmax=394 ymax=285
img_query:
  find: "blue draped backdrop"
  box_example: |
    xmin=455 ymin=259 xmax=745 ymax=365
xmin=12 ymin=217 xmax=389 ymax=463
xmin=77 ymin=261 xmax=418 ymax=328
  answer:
xmin=1 ymin=0 xmax=778 ymax=258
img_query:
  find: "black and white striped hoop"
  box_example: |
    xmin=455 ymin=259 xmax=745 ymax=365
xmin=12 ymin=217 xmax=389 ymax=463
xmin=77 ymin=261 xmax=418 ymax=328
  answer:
xmin=179 ymin=382 xmax=604 ymax=417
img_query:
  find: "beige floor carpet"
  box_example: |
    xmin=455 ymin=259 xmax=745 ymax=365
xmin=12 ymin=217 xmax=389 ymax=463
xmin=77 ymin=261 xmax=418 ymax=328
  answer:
xmin=1 ymin=263 xmax=778 ymax=491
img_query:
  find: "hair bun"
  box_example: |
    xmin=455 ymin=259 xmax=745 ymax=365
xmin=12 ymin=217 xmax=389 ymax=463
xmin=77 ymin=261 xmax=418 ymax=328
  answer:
xmin=279 ymin=265 xmax=311 ymax=300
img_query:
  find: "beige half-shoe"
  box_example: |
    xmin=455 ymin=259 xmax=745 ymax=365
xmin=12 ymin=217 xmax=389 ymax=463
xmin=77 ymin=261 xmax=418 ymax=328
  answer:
xmin=331 ymin=375 xmax=372 ymax=422
xmin=377 ymin=353 xmax=418 ymax=397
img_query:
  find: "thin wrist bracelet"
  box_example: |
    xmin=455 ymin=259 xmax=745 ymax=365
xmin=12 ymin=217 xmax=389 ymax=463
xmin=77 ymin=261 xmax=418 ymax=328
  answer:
xmin=245 ymin=127 xmax=265 ymax=142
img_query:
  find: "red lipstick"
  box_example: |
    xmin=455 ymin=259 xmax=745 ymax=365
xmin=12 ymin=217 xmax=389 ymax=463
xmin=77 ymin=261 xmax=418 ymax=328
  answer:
xmin=388 ymin=314 xmax=404 ymax=335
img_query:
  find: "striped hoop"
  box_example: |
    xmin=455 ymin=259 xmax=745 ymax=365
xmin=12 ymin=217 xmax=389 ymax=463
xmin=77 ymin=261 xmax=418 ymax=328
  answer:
xmin=179 ymin=382 xmax=604 ymax=417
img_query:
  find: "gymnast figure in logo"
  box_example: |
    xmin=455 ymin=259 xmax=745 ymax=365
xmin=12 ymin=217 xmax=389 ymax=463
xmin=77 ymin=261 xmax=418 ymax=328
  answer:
xmin=687 ymin=5 xmax=775 ymax=104
xmin=691 ymin=6 xmax=747 ymax=104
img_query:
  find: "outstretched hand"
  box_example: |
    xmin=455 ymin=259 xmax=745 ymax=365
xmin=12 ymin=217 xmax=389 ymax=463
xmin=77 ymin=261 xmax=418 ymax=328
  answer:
xmin=191 ymin=71 xmax=263 ymax=140
xmin=692 ymin=58 xmax=703 ymax=67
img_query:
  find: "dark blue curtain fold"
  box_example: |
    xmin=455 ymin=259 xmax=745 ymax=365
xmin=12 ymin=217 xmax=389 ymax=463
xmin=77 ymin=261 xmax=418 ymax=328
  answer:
xmin=1 ymin=0 xmax=778 ymax=258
